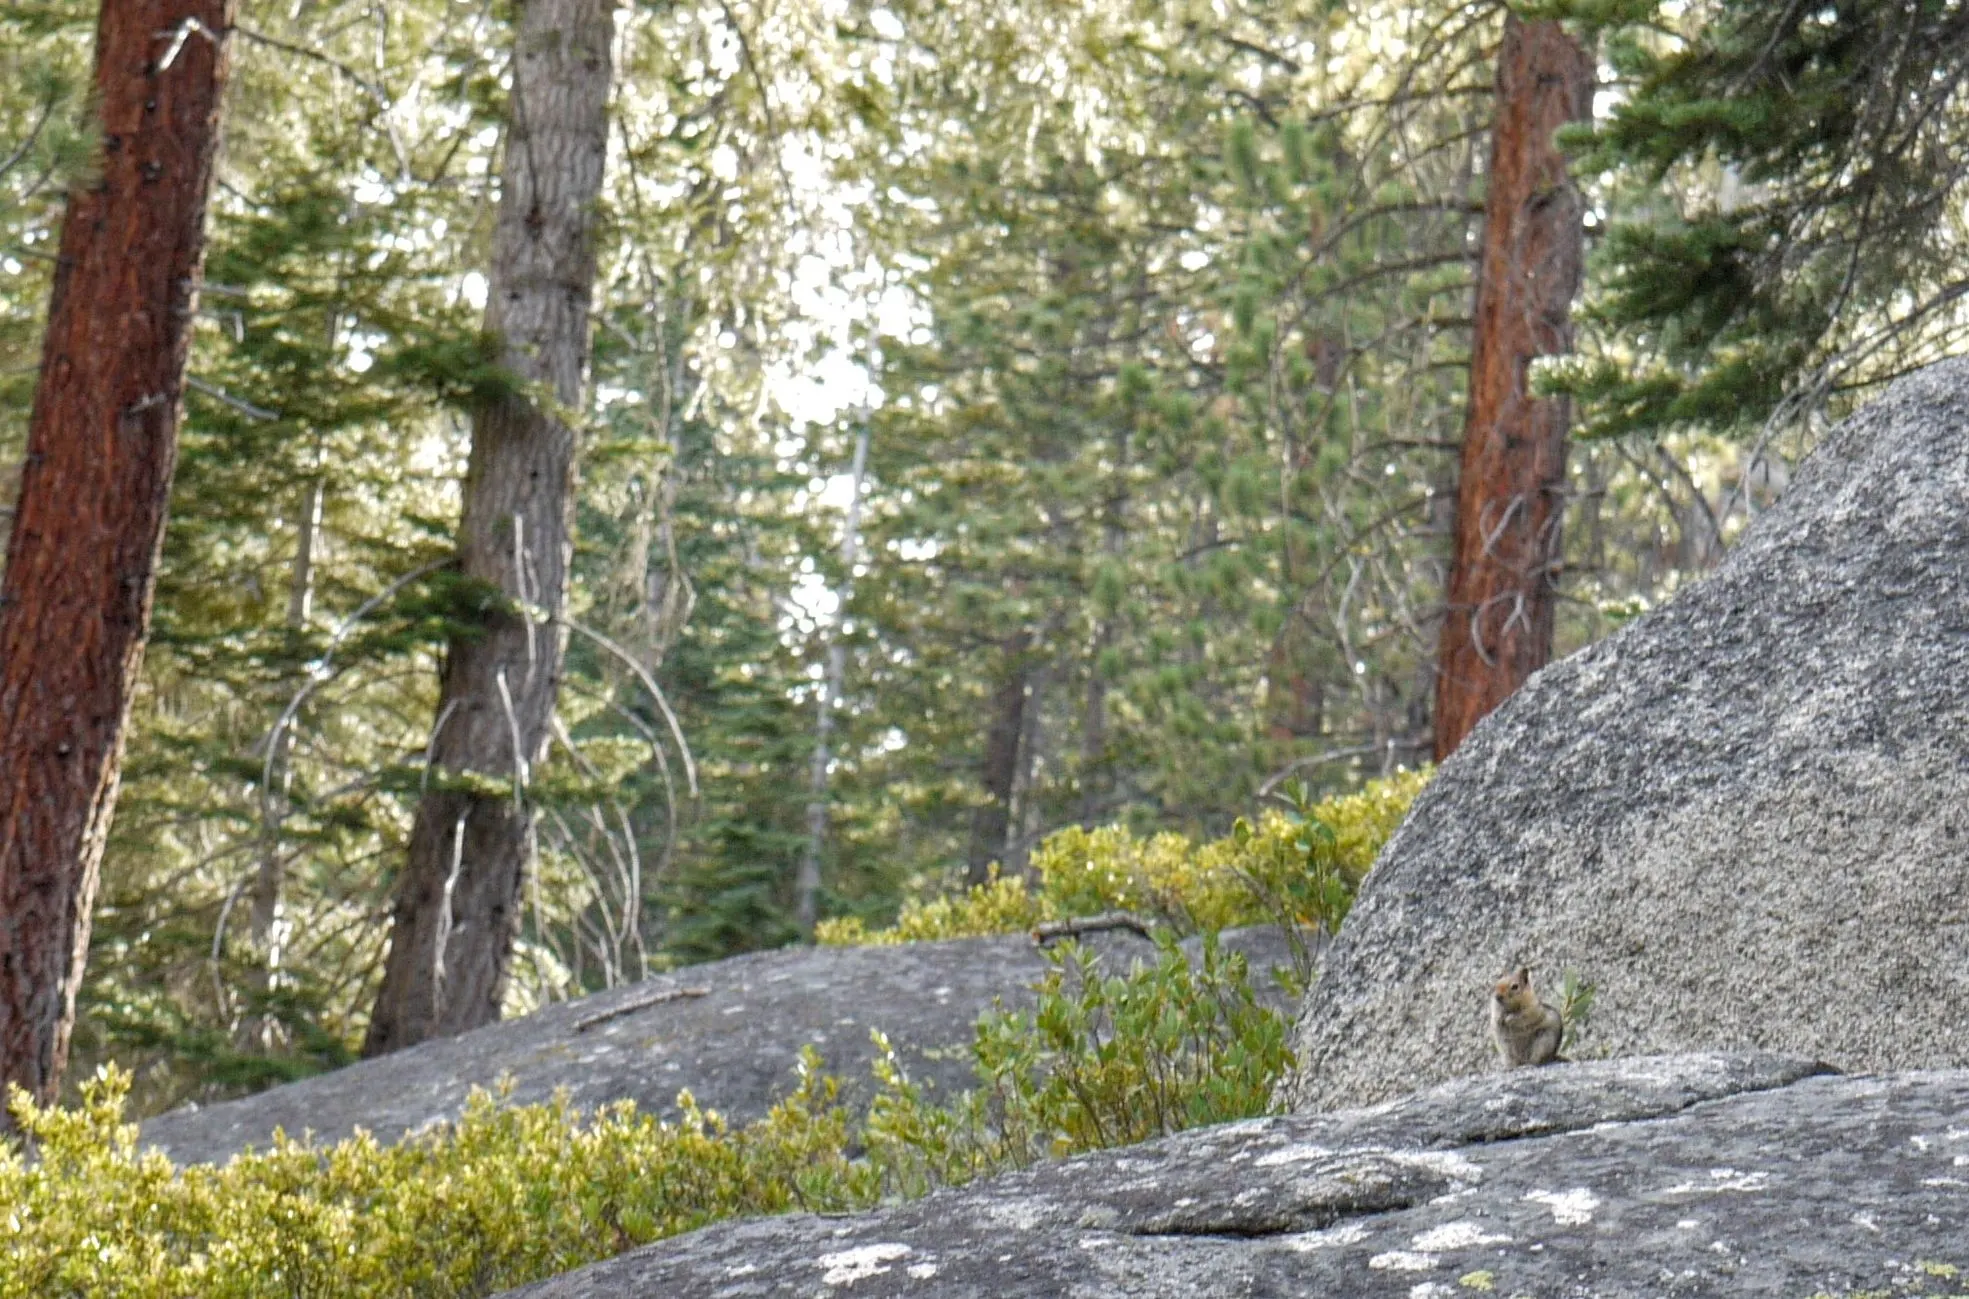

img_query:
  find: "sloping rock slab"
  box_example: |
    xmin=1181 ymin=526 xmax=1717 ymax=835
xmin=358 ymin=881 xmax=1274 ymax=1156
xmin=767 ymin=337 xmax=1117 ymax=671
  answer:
xmin=139 ymin=926 xmax=1298 ymax=1167
xmin=1289 ymin=358 xmax=1969 ymax=1112
xmin=496 ymin=1054 xmax=1969 ymax=1299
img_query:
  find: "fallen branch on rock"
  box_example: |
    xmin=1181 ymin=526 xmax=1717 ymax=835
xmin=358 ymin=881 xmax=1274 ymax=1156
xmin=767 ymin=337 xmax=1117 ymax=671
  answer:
xmin=1031 ymin=911 xmax=1160 ymax=945
xmin=573 ymin=985 xmax=710 ymax=1033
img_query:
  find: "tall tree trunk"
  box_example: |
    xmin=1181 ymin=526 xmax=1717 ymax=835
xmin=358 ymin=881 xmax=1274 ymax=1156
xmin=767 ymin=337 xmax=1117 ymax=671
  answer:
xmin=966 ymin=634 xmax=1029 ymax=887
xmin=242 ymin=478 xmax=322 ymax=1048
xmin=1077 ymin=642 xmax=1109 ymax=825
xmin=1433 ymin=15 xmax=1592 ymax=762
xmin=0 ymin=0 xmax=234 ymax=1109
xmin=1001 ymin=661 xmax=1048 ymax=880
xmin=365 ymin=0 xmax=614 ymax=1057
xmin=794 ymin=419 xmax=870 ymax=936
xmin=1264 ymin=617 xmax=1326 ymax=742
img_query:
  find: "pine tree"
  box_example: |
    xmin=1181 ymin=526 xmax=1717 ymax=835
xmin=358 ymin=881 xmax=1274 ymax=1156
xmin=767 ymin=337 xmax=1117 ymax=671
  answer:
xmin=0 ymin=0 xmax=235 ymax=1109
xmin=65 ymin=0 xmax=823 ymax=1099
xmin=73 ymin=0 xmax=515 ymax=1104
xmin=0 ymin=0 xmax=1784 ymax=1105
xmin=832 ymin=0 xmax=1494 ymax=892
xmin=365 ymin=0 xmax=617 ymax=1056
xmin=1434 ymin=13 xmax=1594 ymax=760
xmin=1553 ymin=0 xmax=1969 ymax=438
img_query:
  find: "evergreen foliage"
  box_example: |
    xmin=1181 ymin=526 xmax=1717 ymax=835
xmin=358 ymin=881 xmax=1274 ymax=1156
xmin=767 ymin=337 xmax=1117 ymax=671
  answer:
xmin=72 ymin=2 xmax=505 ymax=1108
xmin=0 ymin=0 xmax=1854 ymax=1107
xmin=1552 ymin=0 xmax=1969 ymax=438
xmin=57 ymin=0 xmax=832 ymax=1108
xmin=815 ymin=0 xmax=1489 ymax=904
xmin=0 ymin=2 xmax=91 ymax=504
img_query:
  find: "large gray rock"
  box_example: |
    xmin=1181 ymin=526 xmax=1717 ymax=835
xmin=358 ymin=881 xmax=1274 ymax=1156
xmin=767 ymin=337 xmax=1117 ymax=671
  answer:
xmin=499 ymin=1054 xmax=1969 ymax=1299
xmin=139 ymin=926 xmax=1298 ymax=1167
xmin=1287 ymin=358 xmax=1969 ymax=1112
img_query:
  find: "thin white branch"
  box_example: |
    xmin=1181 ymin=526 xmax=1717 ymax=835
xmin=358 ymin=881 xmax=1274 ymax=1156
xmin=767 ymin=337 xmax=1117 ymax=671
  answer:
xmin=565 ymin=618 xmax=698 ymax=797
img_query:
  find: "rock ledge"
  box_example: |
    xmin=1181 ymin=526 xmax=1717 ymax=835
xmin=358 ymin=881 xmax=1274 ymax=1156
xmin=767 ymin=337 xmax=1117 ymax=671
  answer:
xmin=497 ymin=1053 xmax=1969 ymax=1299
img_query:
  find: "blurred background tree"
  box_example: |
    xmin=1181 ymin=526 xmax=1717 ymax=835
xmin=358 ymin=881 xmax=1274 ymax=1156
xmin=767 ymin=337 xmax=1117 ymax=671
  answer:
xmin=0 ymin=0 xmax=1934 ymax=1112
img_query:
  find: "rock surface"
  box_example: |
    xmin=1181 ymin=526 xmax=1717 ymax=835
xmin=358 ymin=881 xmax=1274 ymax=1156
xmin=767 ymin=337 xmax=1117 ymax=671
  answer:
xmin=139 ymin=925 xmax=1298 ymax=1167
xmin=1288 ymin=358 xmax=1969 ymax=1111
xmin=498 ymin=1053 xmax=1969 ymax=1299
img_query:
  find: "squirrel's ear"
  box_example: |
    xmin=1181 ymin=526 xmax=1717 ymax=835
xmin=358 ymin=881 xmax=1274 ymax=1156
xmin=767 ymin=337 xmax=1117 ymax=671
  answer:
xmin=1515 ymin=966 xmax=1530 ymax=982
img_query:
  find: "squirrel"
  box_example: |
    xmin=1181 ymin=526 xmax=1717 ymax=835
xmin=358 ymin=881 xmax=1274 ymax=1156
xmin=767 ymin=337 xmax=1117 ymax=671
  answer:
xmin=1489 ymin=966 xmax=1564 ymax=1067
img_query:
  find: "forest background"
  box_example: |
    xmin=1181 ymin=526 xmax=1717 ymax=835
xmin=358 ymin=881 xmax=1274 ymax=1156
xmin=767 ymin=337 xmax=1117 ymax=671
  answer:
xmin=0 ymin=0 xmax=1961 ymax=1116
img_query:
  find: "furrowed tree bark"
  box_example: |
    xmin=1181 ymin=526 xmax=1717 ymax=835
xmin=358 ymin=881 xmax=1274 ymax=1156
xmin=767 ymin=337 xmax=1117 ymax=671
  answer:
xmin=0 ymin=0 xmax=235 ymax=1110
xmin=1433 ymin=14 xmax=1593 ymax=762
xmin=966 ymin=633 xmax=1030 ymax=887
xmin=365 ymin=0 xmax=615 ymax=1057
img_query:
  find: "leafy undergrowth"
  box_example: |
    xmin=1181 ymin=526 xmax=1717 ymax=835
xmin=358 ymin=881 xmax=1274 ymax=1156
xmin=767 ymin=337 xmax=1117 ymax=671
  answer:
xmin=3 ymin=771 xmax=1426 ymax=1298
xmin=818 ymin=768 xmax=1429 ymax=945
xmin=2 ymin=937 xmax=1282 ymax=1299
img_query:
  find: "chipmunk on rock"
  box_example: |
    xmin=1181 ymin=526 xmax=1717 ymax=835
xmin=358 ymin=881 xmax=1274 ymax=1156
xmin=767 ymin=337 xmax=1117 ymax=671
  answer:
xmin=1489 ymin=966 xmax=1564 ymax=1067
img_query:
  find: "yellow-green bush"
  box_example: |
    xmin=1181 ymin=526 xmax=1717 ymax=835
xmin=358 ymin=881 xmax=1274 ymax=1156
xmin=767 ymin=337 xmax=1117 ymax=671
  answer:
xmin=815 ymin=871 xmax=1048 ymax=946
xmin=6 ymin=774 xmax=1425 ymax=1296
xmin=3 ymin=932 xmax=1290 ymax=1299
xmin=2 ymin=1061 xmax=875 ymax=1299
xmin=819 ymin=768 xmax=1430 ymax=946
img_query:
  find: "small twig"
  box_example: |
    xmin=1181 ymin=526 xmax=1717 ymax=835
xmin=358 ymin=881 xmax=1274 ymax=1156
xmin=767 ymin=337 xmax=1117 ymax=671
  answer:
xmin=573 ymin=984 xmax=708 ymax=1033
xmin=1031 ymin=911 xmax=1160 ymax=945
xmin=566 ymin=618 xmax=699 ymax=797
xmin=186 ymin=375 xmax=278 ymax=421
xmin=0 ymin=95 xmax=56 ymax=187
xmin=210 ymin=872 xmax=251 ymax=1023
xmin=1257 ymin=743 xmax=1392 ymax=799
xmin=232 ymin=23 xmax=410 ymax=178
xmin=263 ymin=558 xmax=452 ymax=809
xmin=493 ymin=665 xmax=528 ymax=806
xmin=417 ymin=697 xmax=461 ymax=795
xmin=712 ymin=0 xmax=798 ymax=209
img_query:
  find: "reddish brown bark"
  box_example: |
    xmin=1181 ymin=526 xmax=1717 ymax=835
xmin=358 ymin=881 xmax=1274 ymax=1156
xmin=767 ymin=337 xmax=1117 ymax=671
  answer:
xmin=0 ymin=1 xmax=235 ymax=1108
xmin=365 ymin=0 xmax=615 ymax=1056
xmin=1433 ymin=15 xmax=1593 ymax=762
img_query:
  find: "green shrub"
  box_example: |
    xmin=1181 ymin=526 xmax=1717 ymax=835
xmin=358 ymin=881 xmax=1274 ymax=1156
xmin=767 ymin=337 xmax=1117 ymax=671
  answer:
xmin=864 ymin=931 xmax=1291 ymax=1194
xmin=2 ymin=1061 xmax=876 ymax=1299
xmin=2 ymin=931 xmax=1291 ymax=1299
xmin=816 ymin=871 xmax=1049 ymax=946
xmin=818 ymin=768 xmax=1430 ymax=945
xmin=6 ymin=774 xmax=1425 ymax=1295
